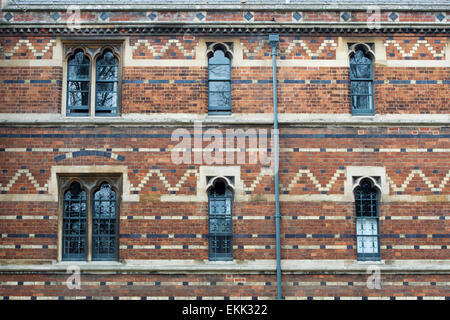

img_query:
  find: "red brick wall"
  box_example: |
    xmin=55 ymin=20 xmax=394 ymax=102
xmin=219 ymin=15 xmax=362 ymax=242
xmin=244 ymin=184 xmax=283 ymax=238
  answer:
xmin=0 ymin=273 xmax=448 ymax=299
xmin=0 ymin=35 xmax=447 ymax=114
xmin=0 ymin=7 xmax=448 ymax=300
xmin=0 ymin=126 xmax=448 ymax=263
xmin=122 ymin=67 xmax=207 ymax=114
xmin=0 ymin=67 xmax=62 ymax=113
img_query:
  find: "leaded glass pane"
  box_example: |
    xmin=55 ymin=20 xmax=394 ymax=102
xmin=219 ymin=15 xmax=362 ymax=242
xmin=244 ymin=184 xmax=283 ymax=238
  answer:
xmin=209 ymin=81 xmax=231 ymax=92
xmin=357 ymin=218 xmax=378 ymax=236
xmin=62 ymin=182 xmax=87 ymax=260
xmin=209 ymin=64 xmax=230 ymax=80
xmin=208 ymin=49 xmax=231 ymax=114
xmin=68 ymin=81 xmax=90 ymax=91
xmin=67 ymin=50 xmax=90 ymax=116
xmin=350 ymin=81 xmax=372 ymax=95
xmin=352 ymin=94 xmax=372 ymax=111
xmin=68 ymin=91 xmax=89 ymax=108
xmin=96 ymin=82 xmax=118 ymax=92
xmin=96 ymin=92 xmax=118 ymax=109
xmin=209 ymin=92 xmax=231 ymax=111
xmin=68 ymin=51 xmax=90 ymax=80
xmin=355 ymin=180 xmax=378 ymax=217
xmin=350 ymin=49 xmax=372 ymax=79
xmin=95 ymin=49 xmax=119 ymax=116
xmin=354 ymin=179 xmax=380 ymax=260
xmin=350 ymin=48 xmax=374 ymax=114
xmin=208 ymin=180 xmax=233 ymax=260
xmin=92 ymin=183 xmax=117 ymax=260
xmin=96 ymin=50 xmax=119 ymax=80
xmin=357 ymin=235 xmax=379 ymax=255
xmin=209 ymin=49 xmax=230 ymax=64
xmin=96 ymin=65 xmax=119 ymax=81
xmin=210 ymin=236 xmax=232 ymax=256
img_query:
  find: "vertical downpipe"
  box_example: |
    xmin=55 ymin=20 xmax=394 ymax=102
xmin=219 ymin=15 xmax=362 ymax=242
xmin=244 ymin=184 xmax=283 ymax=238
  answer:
xmin=269 ymin=34 xmax=282 ymax=300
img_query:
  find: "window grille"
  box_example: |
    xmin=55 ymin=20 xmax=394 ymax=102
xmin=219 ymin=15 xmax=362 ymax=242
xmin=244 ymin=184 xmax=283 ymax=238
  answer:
xmin=60 ymin=177 xmax=120 ymax=261
xmin=62 ymin=181 xmax=87 ymax=260
xmin=354 ymin=178 xmax=381 ymax=260
xmin=208 ymin=179 xmax=233 ymax=260
xmin=92 ymin=183 xmax=118 ymax=260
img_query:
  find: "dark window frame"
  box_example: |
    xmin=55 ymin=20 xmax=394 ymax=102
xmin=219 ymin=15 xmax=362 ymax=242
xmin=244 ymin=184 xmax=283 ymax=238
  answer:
xmin=349 ymin=45 xmax=375 ymax=116
xmin=208 ymin=178 xmax=234 ymax=261
xmin=91 ymin=182 xmax=119 ymax=261
xmin=354 ymin=178 xmax=381 ymax=261
xmin=60 ymin=176 xmax=121 ymax=262
xmin=66 ymin=49 xmax=91 ymax=117
xmin=64 ymin=42 xmax=123 ymax=118
xmin=208 ymin=45 xmax=232 ymax=115
xmin=62 ymin=180 xmax=88 ymax=260
xmin=95 ymin=48 xmax=120 ymax=117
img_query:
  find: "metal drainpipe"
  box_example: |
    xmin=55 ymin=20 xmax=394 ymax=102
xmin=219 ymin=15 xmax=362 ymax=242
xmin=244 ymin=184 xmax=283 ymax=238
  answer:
xmin=269 ymin=34 xmax=282 ymax=300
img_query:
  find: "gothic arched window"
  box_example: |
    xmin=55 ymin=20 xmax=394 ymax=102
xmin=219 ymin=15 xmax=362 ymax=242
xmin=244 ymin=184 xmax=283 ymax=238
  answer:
xmin=350 ymin=46 xmax=374 ymax=115
xmin=95 ymin=49 xmax=119 ymax=116
xmin=208 ymin=178 xmax=233 ymax=260
xmin=60 ymin=177 xmax=120 ymax=262
xmin=92 ymin=182 xmax=118 ymax=260
xmin=62 ymin=181 xmax=87 ymax=260
xmin=67 ymin=49 xmax=90 ymax=116
xmin=208 ymin=47 xmax=232 ymax=114
xmin=354 ymin=178 xmax=381 ymax=260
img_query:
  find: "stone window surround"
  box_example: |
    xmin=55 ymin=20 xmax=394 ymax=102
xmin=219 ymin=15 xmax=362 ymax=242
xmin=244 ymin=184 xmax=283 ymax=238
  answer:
xmin=61 ymin=39 xmax=124 ymax=117
xmin=57 ymin=173 xmax=122 ymax=262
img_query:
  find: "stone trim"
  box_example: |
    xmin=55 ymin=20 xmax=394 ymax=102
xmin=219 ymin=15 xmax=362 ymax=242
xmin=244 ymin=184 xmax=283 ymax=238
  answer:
xmin=0 ymin=259 xmax=448 ymax=274
xmin=0 ymin=113 xmax=448 ymax=126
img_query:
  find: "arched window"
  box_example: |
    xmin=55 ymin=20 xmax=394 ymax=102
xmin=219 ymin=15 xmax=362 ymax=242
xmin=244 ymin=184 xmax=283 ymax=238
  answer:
xmin=350 ymin=46 xmax=374 ymax=115
xmin=354 ymin=178 xmax=380 ymax=260
xmin=92 ymin=182 xmax=118 ymax=260
xmin=95 ymin=49 xmax=119 ymax=116
xmin=208 ymin=47 xmax=231 ymax=114
xmin=62 ymin=181 xmax=87 ymax=260
xmin=208 ymin=178 xmax=233 ymax=260
xmin=67 ymin=49 xmax=90 ymax=116
xmin=59 ymin=176 xmax=120 ymax=262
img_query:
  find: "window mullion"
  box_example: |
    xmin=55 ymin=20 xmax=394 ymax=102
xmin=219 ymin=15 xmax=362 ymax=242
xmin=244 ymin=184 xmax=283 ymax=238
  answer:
xmin=89 ymin=59 xmax=96 ymax=118
xmin=86 ymin=186 xmax=93 ymax=262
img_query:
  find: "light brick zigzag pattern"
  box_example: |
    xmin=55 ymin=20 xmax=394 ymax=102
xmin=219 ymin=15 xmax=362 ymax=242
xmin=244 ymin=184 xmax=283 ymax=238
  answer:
xmin=241 ymin=40 xmax=268 ymax=58
xmin=130 ymin=39 xmax=196 ymax=58
xmin=0 ymin=169 xmax=48 ymax=192
xmin=386 ymin=169 xmax=450 ymax=193
xmin=241 ymin=39 xmax=337 ymax=58
xmin=243 ymin=168 xmax=272 ymax=192
xmin=283 ymin=39 xmax=337 ymax=57
xmin=384 ymin=39 xmax=446 ymax=58
xmin=280 ymin=169 xmax=346 ymax=193
xmin=0 ymin=39 xmax=56 ymax=58
xmin=1 ymin=168 xmax=449 ymax=194
xmin=130 ymin=168 xmax=199 ymax=192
